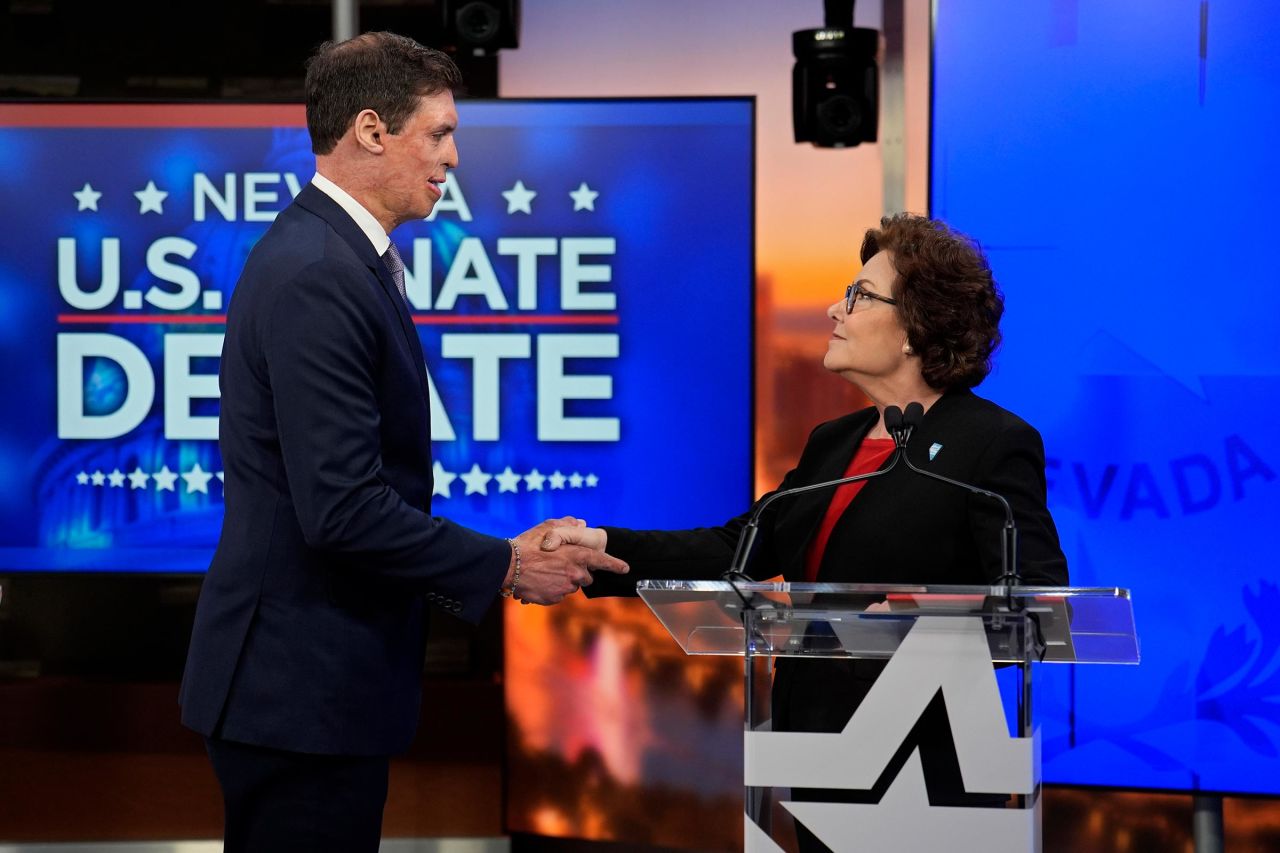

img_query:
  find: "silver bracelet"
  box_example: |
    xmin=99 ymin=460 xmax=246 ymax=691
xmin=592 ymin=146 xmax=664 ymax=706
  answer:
xmin=500 ymin=538 xmax=521 ymax=598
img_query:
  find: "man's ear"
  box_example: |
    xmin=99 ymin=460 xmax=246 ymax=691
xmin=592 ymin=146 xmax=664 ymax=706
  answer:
xmin=353 ymin=109 xmax=384 ymax=154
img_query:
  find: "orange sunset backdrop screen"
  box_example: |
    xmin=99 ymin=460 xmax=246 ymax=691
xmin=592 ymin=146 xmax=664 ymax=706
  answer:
xmin=496 ymin=1 xmax=931 ymax=848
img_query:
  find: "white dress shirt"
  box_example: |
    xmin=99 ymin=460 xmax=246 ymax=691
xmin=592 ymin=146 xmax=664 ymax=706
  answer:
xmin=310 ymin=172 xmax=391 ymax=256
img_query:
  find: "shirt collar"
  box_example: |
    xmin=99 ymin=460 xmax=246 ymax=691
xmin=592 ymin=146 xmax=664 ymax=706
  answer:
xmin=310 ymin=172 xmax=391 ymax=256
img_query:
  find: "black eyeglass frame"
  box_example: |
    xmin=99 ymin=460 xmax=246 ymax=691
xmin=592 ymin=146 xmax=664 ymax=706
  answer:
xmin=844 ymin=282 xmax=898 ymax=314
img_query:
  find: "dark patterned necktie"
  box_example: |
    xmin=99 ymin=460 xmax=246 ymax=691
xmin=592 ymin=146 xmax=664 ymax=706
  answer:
xmin=383 ymin=242 xmax=407 ymax=302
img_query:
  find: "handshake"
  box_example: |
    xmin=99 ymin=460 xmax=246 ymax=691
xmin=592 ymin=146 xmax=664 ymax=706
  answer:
xmin=502 ymin=517 xmax=627 ymax=605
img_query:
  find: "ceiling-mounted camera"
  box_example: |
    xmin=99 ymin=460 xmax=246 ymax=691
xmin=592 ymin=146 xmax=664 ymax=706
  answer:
xmin=793 ymin=0 xmax=879 ymax=148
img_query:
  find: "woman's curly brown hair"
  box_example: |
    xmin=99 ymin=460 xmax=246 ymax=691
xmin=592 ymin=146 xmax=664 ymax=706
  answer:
xmin=860 ymin=214 xmax=1004 ymax=390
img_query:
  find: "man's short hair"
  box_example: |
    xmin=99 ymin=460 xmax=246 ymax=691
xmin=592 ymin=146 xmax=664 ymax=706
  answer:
xmin=304 ymin=31 xmax=463 ymax=156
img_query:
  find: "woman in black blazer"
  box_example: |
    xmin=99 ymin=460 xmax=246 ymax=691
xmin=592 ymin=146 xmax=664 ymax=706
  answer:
xmin=551 ymin=213 xmax=1068 ymax=841
xmin=564 ymin=213 xmax=1067 ymax=591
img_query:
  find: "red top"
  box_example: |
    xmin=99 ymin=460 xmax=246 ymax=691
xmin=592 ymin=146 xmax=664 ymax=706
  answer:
xmin=802 ymin=438 xmax=896 ymax=582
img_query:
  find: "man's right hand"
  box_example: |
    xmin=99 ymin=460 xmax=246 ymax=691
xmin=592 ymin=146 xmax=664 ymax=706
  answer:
xmin=506 ymin=518 xmax=628 ymax=605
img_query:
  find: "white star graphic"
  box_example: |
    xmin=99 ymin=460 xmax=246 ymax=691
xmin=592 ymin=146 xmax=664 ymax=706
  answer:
xmin=182 ymin=463 xmax=213 ymax=494
xmin=524 ymin=469 xmax=546 ymax=492
xmin=432 ymin=461 xmax=457 ymax=498
xmin=134 ymin=180 xmax=168 ymax=214
xmin=128 ymin=467 xmax=150 ymax=489
xmin=216 ymin=471 xmax=224 ymax=482
xmin=460 ymin=463 xmax=493 ymax=495
xmin=495 ymin=466 xmax=522 ymax=494
xmin=76 ymin=471 xmax=89 ymax=485
xmin=74 ymin=182 xmax=102 ymax=211
xmin=586 ymin=473 xmax=599 ymax=487
xmin=549 ymin=470 xmax=567 ymax=490
xmin=153 ymin=465 xmax=178 ymax=492
xmin=107 ymin=469 xmax=126 ymax=488
xmin=569 ymin=182 xmax=599 ymax=211
xmin=569 ymin=472 xmax=584 ymax=488
xmin=90 ymin=470 xmax=106 ymax=486
xmin=502 ymin=179 xmax=536 ymax=214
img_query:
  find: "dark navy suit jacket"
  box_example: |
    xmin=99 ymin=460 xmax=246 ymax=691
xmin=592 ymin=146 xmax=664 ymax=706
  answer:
xmin=180 ymin=184 xmax=510 ymax=756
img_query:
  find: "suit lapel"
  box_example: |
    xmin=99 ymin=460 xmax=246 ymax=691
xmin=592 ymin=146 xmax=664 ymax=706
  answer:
xmin=904 ymin=387 xmax=970 ymax=469
xmin=294 ymin=185 xmax=432 ymax=400
xmin=379 ymin=266 xmax=432 ymax=400
xmin=780 ymin=408 xmax=879 ymax=580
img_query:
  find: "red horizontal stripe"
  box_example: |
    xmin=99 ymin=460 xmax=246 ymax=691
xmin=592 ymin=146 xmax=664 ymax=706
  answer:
xmin=58 ymin=314 xmax=227 ymax=324
xmin=413 ymin=315 xmax=618 ymax=325
xmin=0 ymin=104 xmax=307 ymax=128
xmin=57 ymin=313 xmax=619 ymax=326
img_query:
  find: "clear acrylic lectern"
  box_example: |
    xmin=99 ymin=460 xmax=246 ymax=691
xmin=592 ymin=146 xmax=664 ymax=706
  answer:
xmin=636 ymin=580 xmax=1139 ymax=853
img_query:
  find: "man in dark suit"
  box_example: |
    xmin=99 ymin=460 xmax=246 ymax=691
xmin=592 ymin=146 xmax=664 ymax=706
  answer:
xmin=179 ymin=31 xmax=627 ymax=853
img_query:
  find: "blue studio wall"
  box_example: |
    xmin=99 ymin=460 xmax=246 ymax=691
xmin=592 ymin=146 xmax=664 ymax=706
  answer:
xmin=934 ymin=0 xmax=1280 ymax=793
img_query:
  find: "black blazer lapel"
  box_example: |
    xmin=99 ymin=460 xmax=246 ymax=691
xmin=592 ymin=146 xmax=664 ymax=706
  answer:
xmin=776 ymin=407 xmax=879 ymax=580
xmin=294 ymin=184 xmax=432 ymax=399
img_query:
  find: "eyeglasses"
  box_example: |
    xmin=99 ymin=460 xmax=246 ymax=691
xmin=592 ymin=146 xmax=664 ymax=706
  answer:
xmin=844 ymin=282 xmax=898 ymax=314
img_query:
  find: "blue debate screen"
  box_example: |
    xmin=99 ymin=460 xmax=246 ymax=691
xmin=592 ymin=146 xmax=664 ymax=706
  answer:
xmin=933 ymin=1 xmax=1280 ymax=794
xmin=0 ymin=99 xmax=753 ymax=572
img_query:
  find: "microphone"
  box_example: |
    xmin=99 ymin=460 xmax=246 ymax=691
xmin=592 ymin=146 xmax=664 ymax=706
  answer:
xmin=895 ymin=402 xmax=1022 ymax=607
xmin=722 ymin=406 xmax=908 ymax=594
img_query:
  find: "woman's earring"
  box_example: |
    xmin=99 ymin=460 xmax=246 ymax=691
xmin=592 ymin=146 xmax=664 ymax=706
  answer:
xmin=903 ymin=344 xmax=914 ymax=356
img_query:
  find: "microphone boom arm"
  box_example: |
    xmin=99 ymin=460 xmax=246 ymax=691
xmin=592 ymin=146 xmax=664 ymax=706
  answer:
xmin=724 ymin=410 xmax=910 ymax=580
xmin=726 ymin=465 xmax=902 ymax=577
xmin=899 ymin=453 xmax=1020 ymax=584
xmin=897 ymin=402 xmax=1021 ymax=608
